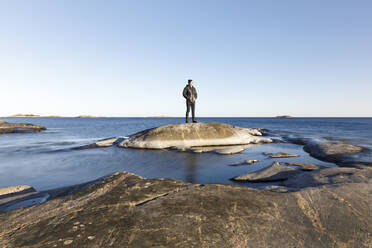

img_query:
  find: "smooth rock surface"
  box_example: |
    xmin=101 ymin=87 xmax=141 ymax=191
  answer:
xmin=231 ymin=162 xmax=297 ymax=182
xmin=119 ymin=123 xmax=272 ymax=149
xmin=270 ymin=152 xmax=299 ymax=158
xmin=73 ymin=137 xmax=119 ymax=150
xmin=230 ymin=159 xmax=259 ymax=166
xmin=0 ymin=171 xmax=371 ymax=247
xmin=284 ymin=166 xmax=372 ymax=188
xmin=285 ymin=162 xmax=321 ymax=171
xmin=304 ymin=142 xmax=365 ymax=163
xmin=0 ymin=121 xmax=46 ymax=134
xmin=215 ymin=146 xmax=246 ymax=155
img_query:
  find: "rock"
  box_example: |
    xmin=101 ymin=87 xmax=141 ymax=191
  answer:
xmin=270 ymin=152 xmax=299 ymax=158
xmin=231 ymin=162 xmax=298 ymax=182
xmin=263 ymin=152 xmax=272 ymax=155
xmin=119 ymin=123 xmax=272 ymax=149
xmin=215 ymin=146 xmax=245 ymax=155
xmin=285 ymin=162 xmax=321 ymax=171
xmin=230 ymin=160 xmax=258 ymax=166
xmin=73 ymin=137 xmax=119 ymax=150
xmin=275 ymin=115 xmax=293 ymax=118
xmin=283 ymin=167 xmax=372 ymax=189
xmin=303 ymin=142 xmax=365 ymax=163
xmin=0 ymin=185 xmax=36 ymax=197
xmin=0 ymin=121 xmax=46 ymax=134
xmin=0 ymin=171 xmax=371 ymax=247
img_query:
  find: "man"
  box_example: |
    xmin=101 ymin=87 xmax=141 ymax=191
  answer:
xmin=183 ymin=79 xmax=198 ymax=123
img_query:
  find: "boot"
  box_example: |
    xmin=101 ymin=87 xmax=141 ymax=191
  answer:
xmin=186 ymin=117 xmax=189 ymax=123
xmin=192 ymin=119 xmax=197 ymax=123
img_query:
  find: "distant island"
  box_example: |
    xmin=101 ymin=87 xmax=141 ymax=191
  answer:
xmin=75 ymin=115 xmax=105 ymax=118
xmin=145 ymin=115 xmax=173 ymax=118
xmin=275 ymin=115 xmax=293 ymax=118
xmin=9 ymin=114 xmax=41 ymax=117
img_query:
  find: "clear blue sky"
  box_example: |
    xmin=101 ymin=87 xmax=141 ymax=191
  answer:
xmin=1 ymin=0 xmax=371 ymax=117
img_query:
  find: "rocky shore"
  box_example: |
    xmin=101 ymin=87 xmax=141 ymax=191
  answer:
xmin=1 ymin=122 xmax=371 ymax=247
xmin=0 ymin=120 xmax=46 ymax=134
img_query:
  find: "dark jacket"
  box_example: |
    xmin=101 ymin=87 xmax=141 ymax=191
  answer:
xmin=183 ymin=85 xmax=197 ymax=103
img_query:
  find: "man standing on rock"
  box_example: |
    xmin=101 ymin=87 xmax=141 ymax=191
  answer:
xmin=183 ymin=79 xmax=198 ymax=123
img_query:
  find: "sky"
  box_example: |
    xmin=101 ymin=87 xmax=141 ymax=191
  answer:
xmin=0 ymin=0 xmax=371 ymax=117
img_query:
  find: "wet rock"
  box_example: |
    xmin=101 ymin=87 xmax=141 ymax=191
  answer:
xmin=0 ymin=121 xmax=46 ymax=134
xmin=0 ymin=171 xmax=371 ymax=247
xmin=0 ymin=185 xmax=36 ymax=197
xmin=231 ymin=162 xmax=298 ymax=182
xmin=73 ymin=137 xmax=119 ymax=150
xmin=119 ymin=123 xmax=272 ymax=149
xmin=215 ymin=146 xmax=245 ymax=155
xmin=270 ymin=152 xmax=299 ymax=158
xmin=285 ymin=162 xmax=321 ymax=171
xmin=303 ymin=142 xmax=365 ymax=163
xmin=230 ymin=160 xmax=258 ymax=166
xmin=283 ymin=167 xmax=372 ymax=189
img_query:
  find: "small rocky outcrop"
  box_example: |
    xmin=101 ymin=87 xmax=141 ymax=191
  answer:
xmin=0 ymin=170 xmax=371 ymax=247
xmin=230 ymin=160 xmax=258 ymax=166
xmin=231 ymin=162 xmax=298 ymax=182
xmin=304 ymin=142 xmax=365 ymax=163
xmin=285 ymin=162 xmax=321 ymax=171
xmin=73 ymin=137 xmax=119 ymax=150
xmin=0 ymin=121 xmax=46 ymax=134
xmin=119 ymin=123 xmax=272 ymax=149
xmin=269 ymin=152 xmax=299 ymax=158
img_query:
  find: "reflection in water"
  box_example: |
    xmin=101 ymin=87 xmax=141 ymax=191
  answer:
xmin=185 ymin=154 xmax=199 ymax=183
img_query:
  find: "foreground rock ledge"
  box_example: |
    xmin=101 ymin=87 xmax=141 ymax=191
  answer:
xmin=0 ymin=121 xmax=46 ymax=134
xmin=1 ymin=171 xmax=371 ymax=247
xmin=119 ymin=122 xmax=272 ymax=149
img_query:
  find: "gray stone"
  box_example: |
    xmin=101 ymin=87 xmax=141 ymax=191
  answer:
xmin=230 ymin=160 xmax=258 ymax=166
xmin=231 ymin=162 xmax=298 ymax=182
xmin=270 ymin=152 xmax=299 ymax=158
xmin=215 ymin=146 xmax=245 ymax=155
xmin=73 ymin=137 xmax=119 ymax=150
xmin=304 ymin=142 xmax=365 ymax=163
xmin=285 ymin=162 xmax=321 ymax=171
xmin=119 ymin=123 xmax=272 ymax=149
xmin=0 ymin=121 xmax=46 ymax=134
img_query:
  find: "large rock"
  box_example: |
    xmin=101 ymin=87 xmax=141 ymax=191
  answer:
xmin=304 ymin=142 xmax=365 ymax=163
xmin=0 ymin=171 xmax=371 ymax=247
xmin=119 ymin=123 xmax=272 ymax=149
xmin=0 ymin=121 xmax=46 ymax=134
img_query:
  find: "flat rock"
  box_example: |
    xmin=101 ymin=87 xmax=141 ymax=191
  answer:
xmin=119 ymin=123 xmax=272 ymax=149
xmin=230 ymin=159 xmax=258 ymax=166
xmin=270 ymin=152 xmax=299 ymax=158
xmin=0 ymin=185 xmax=35 ymax=197
xmin=284 ymin=166 xmax=372 ymax=189
xmin=215 ymin=146 xmax=245 ymax=155
xmin=73 ymin=137 xmax=119 ymax=150
xmin=0 ymin=121 xmax=46 ymax=134
xmin=231 ymin=162 xmax=297 ymax=182
xmin=285 ymin=162 xmax=321 ymax=171
xmin=304 ymin=142 xmax=365 ymax=163
xmin=1 ymin=171 xmax=371 ymax=247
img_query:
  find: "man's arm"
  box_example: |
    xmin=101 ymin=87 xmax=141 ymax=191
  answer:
xmin=183 ymin=87 xmax=188 ymax=99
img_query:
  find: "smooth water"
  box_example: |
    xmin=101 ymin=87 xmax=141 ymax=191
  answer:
xmin=0 ymin=117 xmax=371 ymax=190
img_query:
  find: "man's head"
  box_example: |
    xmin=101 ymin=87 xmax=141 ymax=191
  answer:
xmin=188 ymin=79 xmax=193 ymax=87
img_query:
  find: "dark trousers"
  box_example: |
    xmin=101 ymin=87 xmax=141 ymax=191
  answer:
xmin=186 ymin=100 xmax=195 ymax=122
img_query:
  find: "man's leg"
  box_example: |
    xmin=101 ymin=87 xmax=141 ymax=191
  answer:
xmin=191 ymin=102 xmax=197 ymax=123
xmin=186 ymin=101 xmax=190 ymax=123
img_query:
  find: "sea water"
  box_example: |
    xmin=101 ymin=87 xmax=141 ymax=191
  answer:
xmin=0 ymin=117 xmax=371 ymax=190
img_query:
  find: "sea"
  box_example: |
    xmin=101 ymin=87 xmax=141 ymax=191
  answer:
xmin=0 ymin=117 xmax=371 ymax=191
